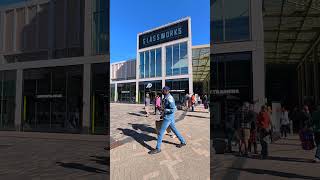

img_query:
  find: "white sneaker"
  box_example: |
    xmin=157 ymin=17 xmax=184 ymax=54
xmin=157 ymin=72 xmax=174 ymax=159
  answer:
xmin=313 ymin=158 xmax=320 ymax=163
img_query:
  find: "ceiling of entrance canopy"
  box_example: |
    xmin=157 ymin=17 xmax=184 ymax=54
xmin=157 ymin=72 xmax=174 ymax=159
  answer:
xmin=263 ymin=0 xmax=320 ymax=64
xmin=192 ymin=45 xmax=210 ymax=82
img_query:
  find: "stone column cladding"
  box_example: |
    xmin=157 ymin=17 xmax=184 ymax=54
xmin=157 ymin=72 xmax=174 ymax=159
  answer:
xmin=82 ymin=63 xmax=91 ymax=133
xmin=14 ymin=69 xmax=23 ymax=131
xmin=314 ymin=47 xmax=319 ymax=105
xmin=251 ymin=0 xmax=265 ymax=111
xmin=114 ymin=83 xmax=118 ymax=102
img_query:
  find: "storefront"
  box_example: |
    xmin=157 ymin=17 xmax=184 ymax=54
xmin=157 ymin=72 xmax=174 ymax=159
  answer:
xmin=165 ymin=79 xmax=189 ymax=105
xmin=117 ymin=83 xmax=136 ymax=103
xmin=138 ymin=81 xmax=162 ymax=104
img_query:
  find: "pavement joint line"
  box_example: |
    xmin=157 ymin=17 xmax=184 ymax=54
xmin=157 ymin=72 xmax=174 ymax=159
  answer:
xmin=110 ymin=110 xmax=188 ymax=150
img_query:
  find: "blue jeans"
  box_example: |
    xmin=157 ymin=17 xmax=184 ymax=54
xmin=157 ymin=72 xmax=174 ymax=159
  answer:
xmin=315 ymin=132 xmax=320 ymax=159
xmin=156 ymin=115 xmax=186 ymax=150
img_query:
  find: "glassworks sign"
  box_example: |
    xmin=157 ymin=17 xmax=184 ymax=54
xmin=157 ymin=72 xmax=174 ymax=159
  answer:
xmin=139 ymin=20 xmax=189 ymax=49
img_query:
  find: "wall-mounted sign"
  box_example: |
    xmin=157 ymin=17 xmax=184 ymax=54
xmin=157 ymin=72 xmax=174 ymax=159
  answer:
xmin=138 ymin=19 xmax=189 ymax=49
xmin=121 ymin=91 xmax=130 ymax=94
xmin=170 ymin=90 xmax=185 ymax=92
xmin=36 ymin=94 xmax=63 ymax=99
xmin=211 ymin=89 xmax=239 ymax=95
xmin=146 ymin=83 xmax=152 ymax=89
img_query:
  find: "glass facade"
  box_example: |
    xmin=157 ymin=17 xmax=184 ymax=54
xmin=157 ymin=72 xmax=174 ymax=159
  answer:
xmin=92 ymin=0 xmax=108 ymax=55
xmin=23 ymin=65 xmax=83 ymax=132
xmin=166 ymin=42 xmax=188 ymax=76
xmin=91 ymin=63 xmax=108 ymax=135
xmin=212 ymin=0 xmax=250 ymax=43
xmin=138 ymin=81 xmax=162 ymax=104
xmin=165 ymin=79 xmax=189 ymax=105
xmin=211 ymin=52 xmax=252 ymax=102
xmin=139 ymin=48 xmax=162 ymax=79
xmin=117 ymin=83 xmax=136 ymax=103
xmin=0 ymin=70 xmax=16 ymax=130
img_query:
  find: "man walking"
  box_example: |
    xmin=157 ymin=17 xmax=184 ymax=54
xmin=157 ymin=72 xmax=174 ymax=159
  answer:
xmin=149 ymin=86 xmax=187 ymax=154
xmin=312 ymin=105 xmax=320 ymax=163
xmin=257 ymin=105 xmax=271 ymax=159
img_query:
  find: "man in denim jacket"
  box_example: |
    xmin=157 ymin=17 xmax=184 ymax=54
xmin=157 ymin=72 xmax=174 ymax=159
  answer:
xmin=149 ymin=86 xmax=187 ymax=154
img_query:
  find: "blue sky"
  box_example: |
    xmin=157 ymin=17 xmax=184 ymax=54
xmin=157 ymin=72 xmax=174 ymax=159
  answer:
xmin=111 ymin=0 xmax=210 ymax=63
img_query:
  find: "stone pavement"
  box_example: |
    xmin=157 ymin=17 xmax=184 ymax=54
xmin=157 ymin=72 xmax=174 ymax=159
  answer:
xmin=213 ymin=135 xmax=320 ymax=180
xmin=110 ymin=103 xmax=185 ymax=143
xmin=0 ymin=131 xmax=108 ymax=180
xmin=110 ymin=110 xmax=210 ymax=180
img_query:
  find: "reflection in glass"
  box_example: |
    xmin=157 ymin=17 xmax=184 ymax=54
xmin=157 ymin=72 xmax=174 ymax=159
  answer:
xmin=166 ymin=42 xmax=189 ymax=76
xmin=140 ymin=52 xmax=144 ymax=78
xmin=145 ymin=51 xmax=150 ymax=78
xmin=150 ymin=49 xmax=155 ymax=77
xmin=156 ymin=48 xmax=162 ymax=77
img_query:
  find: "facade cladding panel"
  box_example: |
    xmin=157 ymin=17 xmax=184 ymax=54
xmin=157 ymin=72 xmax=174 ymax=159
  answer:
xmin=26 ymin=6 xmax=37 ymax=51
xmin=54 ymin=0 xmax=66 ymax=50
xmin=39 ymin=3 xmax=49 ymax=50
xmin=16 ymin=8 xmax=26 ymax=51
xmin=5 ymin=10 xmax=14 ymax=52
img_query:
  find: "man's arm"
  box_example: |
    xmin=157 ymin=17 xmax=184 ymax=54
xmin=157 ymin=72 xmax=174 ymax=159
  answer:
xmin=164 ymin=97 xmax=175 ymax=114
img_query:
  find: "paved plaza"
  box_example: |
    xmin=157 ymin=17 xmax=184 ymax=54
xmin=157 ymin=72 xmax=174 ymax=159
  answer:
xmin=212 ymin=135 xmax=320 ymax=180
xmin=0 ymin=131 xmax=108 ymax=180
xmin=110 ymin=103 xmax=210 ymax=180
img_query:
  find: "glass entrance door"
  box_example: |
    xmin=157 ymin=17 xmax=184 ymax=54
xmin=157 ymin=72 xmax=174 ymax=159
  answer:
xmin=23 ymin=65 xmax=83 ymax=133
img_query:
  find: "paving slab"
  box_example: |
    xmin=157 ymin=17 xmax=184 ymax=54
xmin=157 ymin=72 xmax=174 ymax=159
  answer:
xmin=110 ymin=109 xmax=210 ymax=180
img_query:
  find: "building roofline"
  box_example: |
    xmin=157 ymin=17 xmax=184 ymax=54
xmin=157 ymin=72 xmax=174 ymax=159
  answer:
xmin=137 ymin=17 xmax=190 ymax=36
xmin=0 ymin=0 xmax=50 ymax=10
xmin=192 ymin=44 xmax=210 ymax=49
xmin=111 ymin=58 xmax=136 ymax=65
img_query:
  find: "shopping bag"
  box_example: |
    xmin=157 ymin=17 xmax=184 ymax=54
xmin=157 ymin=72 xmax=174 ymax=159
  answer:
xmin=155 ymin=120 xmax=171 ymax=134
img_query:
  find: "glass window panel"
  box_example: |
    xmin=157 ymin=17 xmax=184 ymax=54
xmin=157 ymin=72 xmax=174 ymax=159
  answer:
xmin=140 ymin=52 xmax=144 ymax=78
xmin=156 ymin=48 xmax=162 ymax=77
xmin=224 ymin=0 xmax=249 ymax=41
xmin=150 ymin=50 xmax=155 ymax=77
xmin=145 ymin=51 xmax=150 ymax=78
xmin=212 ymin=0 xmax=224 ymax=43
xmin=166 ymin=46 xmax=172 ymax=76
xmin=172 ymin=44 xmax=180 ymax=76
xmin=180 ymin=42 xmax=188 ymax=74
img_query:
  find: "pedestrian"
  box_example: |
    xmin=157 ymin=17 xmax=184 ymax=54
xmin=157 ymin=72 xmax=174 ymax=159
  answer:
xmin=237 ymin=102 xmax=251 ymax=156
xmin=155 ymin=94 xmax=161 ymax=115
xmin=312 ymin=105 xmax=320 ymax=163
xmin=148 ymin=86 xmax=187 ymax=154
xmin=280 ymin=107 xmax=290 ymax=138
xmin=191 ymin=94 xmax=196 ymax=112
xmin=248 ymin=103 xmax=258 ymax=154
xmin=145 ymin=94 xmax=151 ymax=117
xmin=203 ymin=94 xmax=208 ymax=109
xmin=257 ymin=105 xmax=271 ymax=159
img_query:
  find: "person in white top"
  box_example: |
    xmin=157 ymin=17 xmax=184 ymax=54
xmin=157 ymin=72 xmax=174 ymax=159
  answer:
xmin=280 ymin=107 xmax=290 ymax=138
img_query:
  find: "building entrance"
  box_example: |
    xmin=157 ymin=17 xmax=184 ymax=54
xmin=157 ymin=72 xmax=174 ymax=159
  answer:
xmin=23 ymin=65 xmax=83 ymax=133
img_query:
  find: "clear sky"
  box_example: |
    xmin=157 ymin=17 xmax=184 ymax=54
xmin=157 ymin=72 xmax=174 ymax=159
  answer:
xmin=110 ymin=0 xmax=210 ymax=63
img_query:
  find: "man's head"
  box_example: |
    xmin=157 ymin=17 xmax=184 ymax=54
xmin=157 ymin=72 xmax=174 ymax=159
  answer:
xmin=162 ymin=86 xmax=170 ymax=95
xmin=303 ymin=105 xmax=309 ymax=112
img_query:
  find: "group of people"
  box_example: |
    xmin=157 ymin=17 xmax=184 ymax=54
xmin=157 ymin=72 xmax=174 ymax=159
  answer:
xmin=184 ymin=93 xmax=209 ymax=112
xmin=226 ymin=102 xmax=272 ymax=159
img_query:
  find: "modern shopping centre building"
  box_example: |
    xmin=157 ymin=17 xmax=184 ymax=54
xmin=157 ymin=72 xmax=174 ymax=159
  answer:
xmin=0 ymin=0 xmax=109 ymax=134
xmin=211 ymin=0 xmax=320 ymax=133
xmin=110 ymin=17 xmax=210 ymax=105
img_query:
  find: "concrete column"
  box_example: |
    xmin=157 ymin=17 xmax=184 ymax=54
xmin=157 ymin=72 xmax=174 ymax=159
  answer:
xmin=82 ymin=63 xmax=91 ymax=133
xmin=301 ymin=62 xmax=305 ymax=101
xmin=188 ymin=18 xmax=193 ymax=95
xmin=136 ymin=81 xmax=139 ymax=103
xmin=114 ymin=83 xmax=118 ymax=102
xmin=14 ymin=69 xmax=23 ymax=131
xmin=314 ymin=47 xmax=319 ymax=104
xmin=297 ymin=67 xmax=301 ymax=106
xmin=161 ymin=46 xmax=166 ymax=97
xmin=251 ymin=0 xmax=265 ymax=112
xmin=305 ymin=61 xmax=309 ymax=96
xmin=84 ymin=0 xmax=92 ymax=56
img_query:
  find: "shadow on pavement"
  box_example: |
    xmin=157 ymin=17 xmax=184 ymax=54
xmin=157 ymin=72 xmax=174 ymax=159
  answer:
xmin=117 ymin=128 xmax=179 ymax=151
xmin=128 ymin=112 xmax=144 ymax=117
xmin=129 ymin=123 xmax=156 ymax=134
xmin=248 ymin=155 xmax=313 ymax=163
xmin=186 ymin=114 xmax=208 ymax=119
xmin=90 ymin=155 xmax=108 ymax=166
xmin=56 ymin=162 xmax=108 ymax=174
xmin=231 ymin=168 xmax=320 ymax=180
